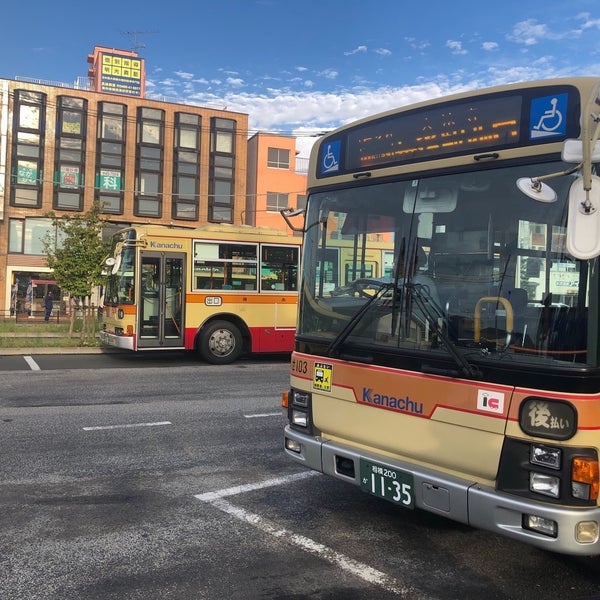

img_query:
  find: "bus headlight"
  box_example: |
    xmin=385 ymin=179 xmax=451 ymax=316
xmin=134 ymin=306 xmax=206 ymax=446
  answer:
xmin=530 ymin=444 xmax=561 ymax=469
xmin=530 ymin=472 xmax=560 ymax=498
xmin=291 ymin=409 xmax=308 ymax=428
xmin=287 ymin=388 xmax=313 ymax=432
xmin=523 ymin=514 xmax=558 ymax=537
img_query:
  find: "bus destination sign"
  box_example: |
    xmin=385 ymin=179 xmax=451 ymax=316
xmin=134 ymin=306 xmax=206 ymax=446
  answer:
xmin=318 ymin=85 xmax=580 ymax=177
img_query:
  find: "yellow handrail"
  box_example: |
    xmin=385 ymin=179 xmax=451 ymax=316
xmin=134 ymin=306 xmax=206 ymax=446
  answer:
xmin=474 ymin=296 xmax=514 ymax=341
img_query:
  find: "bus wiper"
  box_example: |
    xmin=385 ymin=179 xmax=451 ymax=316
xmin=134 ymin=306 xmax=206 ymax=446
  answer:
xmin=408 ymin=283 xmax=482 ymax=380
xmin=326 ymin=283 xmax=392 ymax=357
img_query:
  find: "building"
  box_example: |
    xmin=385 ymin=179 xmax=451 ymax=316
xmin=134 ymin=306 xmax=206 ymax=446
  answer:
xmin=246 ymin=132 xmax=307 ymax=231
xmin=0 ymin=46 xmax=250 ymax=318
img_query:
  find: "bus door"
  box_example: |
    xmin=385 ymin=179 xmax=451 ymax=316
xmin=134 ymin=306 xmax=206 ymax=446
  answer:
xmin=138 ymin=252 xmax=185 ymax=348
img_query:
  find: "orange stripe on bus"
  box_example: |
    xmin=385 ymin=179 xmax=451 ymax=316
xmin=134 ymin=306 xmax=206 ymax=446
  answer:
xmin=185 ymin=294 xmax=297 ymax=305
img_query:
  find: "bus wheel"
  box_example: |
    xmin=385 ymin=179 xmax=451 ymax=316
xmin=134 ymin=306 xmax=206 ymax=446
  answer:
xmin=199 ymin=320 xmax=243 ymax=364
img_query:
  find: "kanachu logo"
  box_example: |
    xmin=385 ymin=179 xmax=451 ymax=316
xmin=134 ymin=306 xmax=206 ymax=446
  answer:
xmin=477 ymin=389 xmax=505 ymax=414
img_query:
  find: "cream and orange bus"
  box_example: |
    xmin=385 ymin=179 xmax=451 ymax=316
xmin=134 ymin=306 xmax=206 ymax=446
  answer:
xmin=283 ymin=78 xmax=600 ymax=555
xmin=100 ymin=223 xmax=299 ymax=363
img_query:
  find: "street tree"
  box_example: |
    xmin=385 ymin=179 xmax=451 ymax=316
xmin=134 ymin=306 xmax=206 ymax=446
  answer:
xmin=43 ymin=201 xmax=111 ymax=340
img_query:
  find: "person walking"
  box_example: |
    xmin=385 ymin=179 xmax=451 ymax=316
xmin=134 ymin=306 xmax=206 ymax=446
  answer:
xmin=44 ymin=291 xmax=53 ymax=322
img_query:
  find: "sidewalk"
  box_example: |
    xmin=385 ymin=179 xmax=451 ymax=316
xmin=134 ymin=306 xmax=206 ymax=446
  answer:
xmin=0 ymin=331 xmax=118 ymax=355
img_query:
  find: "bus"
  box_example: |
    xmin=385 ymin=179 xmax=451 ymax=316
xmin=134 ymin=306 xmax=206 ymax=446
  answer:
xmin=282 ymin=78 xmax=600 ymax=555
xmin=100 ymin=223 xmax=300 ymax=364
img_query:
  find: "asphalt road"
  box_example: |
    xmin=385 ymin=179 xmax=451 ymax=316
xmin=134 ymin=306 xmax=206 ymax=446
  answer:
xmin=1 ymin=353 xmax=600 ymax=599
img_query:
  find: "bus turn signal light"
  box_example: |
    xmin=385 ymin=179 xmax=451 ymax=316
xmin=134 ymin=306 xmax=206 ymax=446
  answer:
xmin=281 ymin=391 xmax=289 ymax=408
xmin=572 ymin=457 xmax=599 ymax=501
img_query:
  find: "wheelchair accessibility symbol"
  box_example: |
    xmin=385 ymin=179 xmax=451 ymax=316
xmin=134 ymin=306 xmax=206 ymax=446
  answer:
xmin=529 ymin=93 xmax=568 ymax=140
xmin=321 ymin=140 xmax=341 ymax=174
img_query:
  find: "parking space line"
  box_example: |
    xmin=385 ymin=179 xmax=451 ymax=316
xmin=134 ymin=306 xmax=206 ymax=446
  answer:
xmin=243 ymin=412 xmax=281 ymax=419
xmin=195 ymin=472 xmax=425 ymax=598
xmin=24 ymin=356 xmax=41 ymax=371
xmin=195 ymin=471 xmax=318 ymax=502
xmin=83 ymin=421 xmax=172 ymax=431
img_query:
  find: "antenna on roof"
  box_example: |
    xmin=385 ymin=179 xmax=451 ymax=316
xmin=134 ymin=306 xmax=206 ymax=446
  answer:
xmin=121 ymin=30 xmax=158 ymax=53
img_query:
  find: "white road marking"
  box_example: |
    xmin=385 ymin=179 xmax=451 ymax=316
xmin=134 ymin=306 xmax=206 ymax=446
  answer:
xmin=195 ymin=472 xmax=424 ymax=598
xmin=195 ymin=471 xmax=318 ymax=502
xmin=23 ymin=356 xmax=41 ymax=371
xmin=243 ymin=412 xmax=281 ymax=419
xmin=83 ymin=421 xmax=172 ymax=431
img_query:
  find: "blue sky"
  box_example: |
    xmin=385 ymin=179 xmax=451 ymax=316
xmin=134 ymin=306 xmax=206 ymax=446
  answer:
xmin=2 ymin=0 xmax=600 ymax=155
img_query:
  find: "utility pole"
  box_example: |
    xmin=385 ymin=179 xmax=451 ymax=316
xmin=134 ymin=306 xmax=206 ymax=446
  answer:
xmin=121 ymin=30 xmax=158 ymax=53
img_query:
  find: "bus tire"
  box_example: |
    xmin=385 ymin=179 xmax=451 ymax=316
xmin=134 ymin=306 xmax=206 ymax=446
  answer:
xmin=199 ymin=320 xmax=243 ymax=364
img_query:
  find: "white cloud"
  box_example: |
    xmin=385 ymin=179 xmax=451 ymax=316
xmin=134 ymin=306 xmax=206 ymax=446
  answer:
xmin=344 ymin=45 xmax=367 ymax=56
xmin=446 ymin=40 xmax=467 ymax=55
xmin=482 ymin=42 xmax=498 ymax=51
xmin=175 ymin=70 xmax=194 ymax=80
xmin=508 ymin=19 xmax=551 ymax=45
xmin=577 ymin=12 xmax=600 ymax=30
xmin=226 ymin=77 xmax=244 ymax=87
xmin=507 ymin=19 xmax=581 ymax=46
xmin=375 ymin=48 xmax=392 ymax=56
xmin=318 ymin=69 xmax=339 ymax=80
xmin=405 ymin=37 xmax=430 ymax=51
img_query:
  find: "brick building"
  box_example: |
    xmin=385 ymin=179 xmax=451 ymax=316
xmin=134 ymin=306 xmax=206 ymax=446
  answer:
xmin=0 ymin=47 xmax=262 ymax=317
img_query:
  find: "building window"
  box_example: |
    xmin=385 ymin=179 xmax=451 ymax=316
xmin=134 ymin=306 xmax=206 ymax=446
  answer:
xmin=54 ymin=96 xmax=87 ymax=211
xmin=267 ymin=147 xmax=290 ymax=169
xmin=266 ymin=192 xmax=289 ymax=212
xmin=96 ymin=102 xmax=126 ymax=214
xmin=9 ymin=217 xmax=61 ymax=255
xmin=296 ymin=194 xmax=307 ymax=210
xmin=173 ymin=113 xmax=200 ymax=220
xmin=209 ymin=118 xmax=235 ymax=223
xmin=135 ymin=107 xmax=164 ymax=217
xmin=10 ymin=90 xmax=46 ymax=208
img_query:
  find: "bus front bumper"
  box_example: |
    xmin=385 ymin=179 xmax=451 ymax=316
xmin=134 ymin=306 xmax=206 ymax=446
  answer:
xmin=284 ymin=425 xmax=600 ymax=556
xmin=99 ymin=330 xmax=135 ymax=351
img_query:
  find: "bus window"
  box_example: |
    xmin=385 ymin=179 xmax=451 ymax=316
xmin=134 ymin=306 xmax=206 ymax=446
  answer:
xmin=193 ymin=241 xmax=258 ymax=290
xmin=261 ymin=245 xmax=299 ymax=291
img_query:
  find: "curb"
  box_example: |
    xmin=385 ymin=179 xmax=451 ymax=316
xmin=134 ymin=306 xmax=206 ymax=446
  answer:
xmin=0 ymin=347 xmax=124 ymax=356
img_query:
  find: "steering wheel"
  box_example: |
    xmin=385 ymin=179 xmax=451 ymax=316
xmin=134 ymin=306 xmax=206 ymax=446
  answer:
xmin=330 ymin=278 xmax=379 ymax=299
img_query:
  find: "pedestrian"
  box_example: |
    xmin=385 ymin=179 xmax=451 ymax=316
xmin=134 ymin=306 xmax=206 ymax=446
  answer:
xmin=44 ymin=291 xmax=53 ymax=322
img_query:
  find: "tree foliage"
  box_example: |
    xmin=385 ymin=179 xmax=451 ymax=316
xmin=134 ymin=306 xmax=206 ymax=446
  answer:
xmin=43 ymin=201 xmax=111 ymax=301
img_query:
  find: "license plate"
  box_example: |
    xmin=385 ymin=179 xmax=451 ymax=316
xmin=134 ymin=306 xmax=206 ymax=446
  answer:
xmin=359 ymin=458 xmax=414 ymax=509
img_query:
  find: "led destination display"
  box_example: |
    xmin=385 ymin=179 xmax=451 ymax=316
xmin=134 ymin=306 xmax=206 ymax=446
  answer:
xmin=318 ymin=85 xmax=580 ymax=176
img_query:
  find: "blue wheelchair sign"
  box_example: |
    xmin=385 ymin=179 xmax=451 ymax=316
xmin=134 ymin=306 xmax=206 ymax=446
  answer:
xmin=529 ymin=93 xmax=568 ymax=140
xmin=321 ymin=140 xmax=341 ymax=174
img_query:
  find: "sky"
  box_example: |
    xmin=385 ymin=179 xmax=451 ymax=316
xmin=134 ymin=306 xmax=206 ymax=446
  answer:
xmin=2 ymin=0 xmax=600 ymax=156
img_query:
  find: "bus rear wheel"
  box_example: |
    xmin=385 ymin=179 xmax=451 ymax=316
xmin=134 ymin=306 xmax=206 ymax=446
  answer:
xmin=199 ymin=320 xmax=243 ymax=364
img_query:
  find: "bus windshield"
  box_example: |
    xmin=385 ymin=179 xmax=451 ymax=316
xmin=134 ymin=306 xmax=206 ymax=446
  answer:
xmin=298 ymin=159 xmax=596 ymax=369
xmin=104 ymin=229 xmax=136 ymax=306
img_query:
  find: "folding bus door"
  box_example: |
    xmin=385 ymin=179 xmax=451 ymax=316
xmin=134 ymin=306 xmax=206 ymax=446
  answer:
xmin=138 ymin=252 xmax=185 ymax=348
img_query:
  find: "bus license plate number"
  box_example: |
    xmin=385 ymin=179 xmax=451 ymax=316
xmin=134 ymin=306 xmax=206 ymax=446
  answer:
xmin=359 ymin=459 xmax=414 ymax=509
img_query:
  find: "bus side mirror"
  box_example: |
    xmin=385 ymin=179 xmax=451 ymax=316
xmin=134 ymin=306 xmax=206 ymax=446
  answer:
xmin=280 ymin=207 xmax=306 ymax=233
xmin=566 ymin=175 xmax=600 ymax=259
